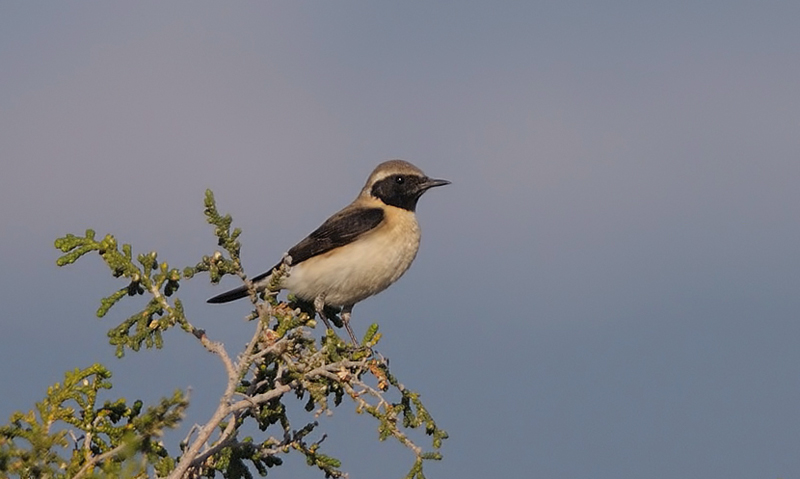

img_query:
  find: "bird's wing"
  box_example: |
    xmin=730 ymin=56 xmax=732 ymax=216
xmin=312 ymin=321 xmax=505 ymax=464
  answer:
xmin=207 ymin=206 xmax=384 ymax=304
xmin=281 ymin=206 xmax=385 ymax=267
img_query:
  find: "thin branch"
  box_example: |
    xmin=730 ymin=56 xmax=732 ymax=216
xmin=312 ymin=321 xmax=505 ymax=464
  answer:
xmin=228 ymin=383 xmax=293 ymax=413
xmin=72 ymin=441 xmax=129 ymax=479
xmin=192 ymin=328 xmax=238 ymax=383
xmin=188 ymin=414 xmax=240 ymax=468
xmin=166 ymin=400 xmax=231 ymax=479
xmin=168 ymin=298 xmax=274 ymax=478
xmin=340 ymin=379 xmax=423 ymax=456
xmin=181 ymin=423 xmax=200 ymax=450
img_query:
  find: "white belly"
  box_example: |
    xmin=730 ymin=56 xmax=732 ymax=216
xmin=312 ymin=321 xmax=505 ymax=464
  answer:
xmin=280 ymin=208 xmax=421 ymax=306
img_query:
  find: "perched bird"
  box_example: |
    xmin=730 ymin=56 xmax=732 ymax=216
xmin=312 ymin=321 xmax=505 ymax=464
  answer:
xmin=207 ymin=159 xmax=449 ymax=342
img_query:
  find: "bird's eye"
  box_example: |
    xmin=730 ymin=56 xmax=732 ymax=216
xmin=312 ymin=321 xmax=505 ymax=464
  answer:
xmin=395 ymin=175 xmax=405 ymax=184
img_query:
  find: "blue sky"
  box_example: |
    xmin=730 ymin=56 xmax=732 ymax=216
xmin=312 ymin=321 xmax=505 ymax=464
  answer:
xmin=2 ymin=3 xmax=800 ymax=478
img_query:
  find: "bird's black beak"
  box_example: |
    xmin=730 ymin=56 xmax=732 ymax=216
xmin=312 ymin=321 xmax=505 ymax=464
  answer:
xmin=419 ymin=177 xmax=451 ymax=192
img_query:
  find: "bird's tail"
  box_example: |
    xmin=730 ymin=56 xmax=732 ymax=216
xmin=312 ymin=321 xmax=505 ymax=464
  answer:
xmin=206 ymin=285 xmax=249 ymax=304
xmin=206 ymin=270 xmax=274 ymax=304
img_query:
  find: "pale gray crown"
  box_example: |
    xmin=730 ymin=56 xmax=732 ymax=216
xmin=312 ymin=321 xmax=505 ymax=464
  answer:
xmin=360 ymin=159 xmax=427 ymax=196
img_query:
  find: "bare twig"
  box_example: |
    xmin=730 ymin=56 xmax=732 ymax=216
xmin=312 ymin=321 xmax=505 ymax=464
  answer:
xmin=72 ymin=441 xmax=129 ymax=479
xmin=168 ymin=294 xmax=279 ymax=478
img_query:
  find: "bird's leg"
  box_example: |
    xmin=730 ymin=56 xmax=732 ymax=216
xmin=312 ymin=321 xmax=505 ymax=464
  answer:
xmin=341 ymin=304 xmax=358 ymax=344
xmin=314 ymin=294 xmax=333 ymax=331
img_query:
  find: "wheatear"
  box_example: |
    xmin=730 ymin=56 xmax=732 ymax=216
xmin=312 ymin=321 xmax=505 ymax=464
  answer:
xmin=208 ymin=159 xmax=449 ymax=342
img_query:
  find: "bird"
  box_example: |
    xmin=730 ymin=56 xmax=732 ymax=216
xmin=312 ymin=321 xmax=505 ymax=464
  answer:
xmin=207 ymin=159 xmax=450 ymax=343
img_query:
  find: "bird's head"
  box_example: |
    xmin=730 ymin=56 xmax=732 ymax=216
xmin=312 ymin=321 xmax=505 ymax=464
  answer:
xmin=361 ymin=160 xmax=450 ymax=211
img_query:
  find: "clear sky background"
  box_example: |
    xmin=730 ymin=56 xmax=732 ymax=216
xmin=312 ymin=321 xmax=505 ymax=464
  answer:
xmin=2 ymin=3 xmax=800 ymax=478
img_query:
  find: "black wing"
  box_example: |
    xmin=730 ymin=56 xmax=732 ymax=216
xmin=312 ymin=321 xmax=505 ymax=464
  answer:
xmin=282 ymin=206 xmax=385 ymax=266
xmin=207 ymin=206 xmax=384 ymax=304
